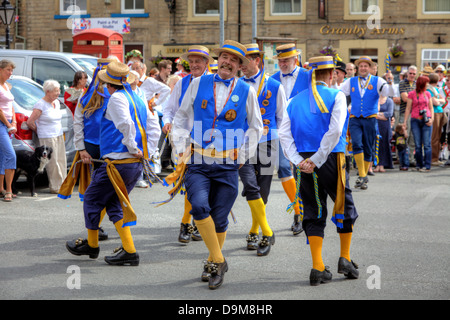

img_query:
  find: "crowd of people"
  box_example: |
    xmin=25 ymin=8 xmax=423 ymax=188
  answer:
xmin=1 ymin=41 xmax=449 ymax=289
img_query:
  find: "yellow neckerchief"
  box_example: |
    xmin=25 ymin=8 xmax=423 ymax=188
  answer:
xmin=123 ymin=89 xmax=149 ymax=160
xmin=358 ymin=74 xmax=372 ymax=91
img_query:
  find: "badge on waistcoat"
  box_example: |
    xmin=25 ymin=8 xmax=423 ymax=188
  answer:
xmin=262 ymin=99 xmax=269 ymax=107
xmin=263 ymin=126 xmax=269 ymax=136
xmin=266 ymin=90 xmax=272 ymax=99
xmin=352 ymin=87 xmax=355 ymax=93
xmin=231 ymin=95 xmax=239 ymax=103
xmin=263 ymin=119 xmax=271 ymax=125
xmin=260 ymin=108 xmax=266 ymax=115
xmin=201 ymin=100 xmax=208 ymax=109
xmin=225 ymin=109 xmax=237 ymax=122
xmin=368 ymin=84 xmax=373 ymax=90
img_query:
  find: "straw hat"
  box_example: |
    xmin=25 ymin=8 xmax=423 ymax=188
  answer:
xmin=180 ymin=45 xmax=214 ymax=64
xmin=308 ymin=56 xmax=335 ymax=71
xmin=273 ymin=43 xmax=301 ymax=60
xmin=213 ymin=40 xmax=250 ymax=65
xmin=97 ymin=58 xmax=115 ymax=70
xmin=354 ymin=56 xmax=375 ymax=67
xmin=244 ymin=43 xmax=264 ymax=57
xmin=98 ymin=61 xmax=136 ymax=86
xmin=421 ymin=66 xmax=434 ymax=76
xmin=209 ymin=59 xmax=218 ymax=71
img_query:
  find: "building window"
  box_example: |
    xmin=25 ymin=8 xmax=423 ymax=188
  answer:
xmin=350 ymin=0 xmax=378 ymax=14
xmin=271 ymin=0 xmax=302 ymax=15
xmin=60 ymin=0 xmax=87 ymax=15
xmin=423 ymin=0 xmax=450 ymax=14
xmin=422 ymin=48 xmax=450 ymax=69
xmin=122 ymin=0 xmax=145 ymax=14
xmin=194 ymin=0 xmax=220 ymax=16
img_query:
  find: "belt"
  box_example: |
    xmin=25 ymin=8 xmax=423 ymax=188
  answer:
xmin=193 ymin=146 xmax=239 ymax=160
xmin=349 ymin=114 xmax=377 ymax=119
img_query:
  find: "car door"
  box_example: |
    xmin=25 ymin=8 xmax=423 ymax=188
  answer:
xmin=31 ymin=57 xmax=76 ymax=97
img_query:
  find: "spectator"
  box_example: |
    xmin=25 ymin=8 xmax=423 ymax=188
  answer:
xmin=27 ymin=80 xmax=67 ymax=193
xmin=393 ymin=124 xmax=409 ymax=170
xmin=0 ymin=59 xmax=17 ymax=202
xmin=174 ymin=58 xmax=189 ymax=77
xmin=374 ymin=95 xmax=394 ymax=172
xmin=156 ymin=59 xmax=173 ymax=84
xmin=427 ymin=73 xmax=446 ymax=165
xmin=399 ymin=66 xmax=418 ymax=165
xmin=64 ymin=70 xmax=88 ymax=115
xmin=402 ymin=76 xmax=434 ymax=172
xmin=345 ymin=62 xmax=356 ymax=78
xmin=148 ymin=67 xmax=159 ymax=79
xmin=331 ymin=61 xmax=347 ymax=90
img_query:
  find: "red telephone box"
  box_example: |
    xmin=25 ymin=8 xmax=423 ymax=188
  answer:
xmin=72 ymin=28 xmax=124 ymax=62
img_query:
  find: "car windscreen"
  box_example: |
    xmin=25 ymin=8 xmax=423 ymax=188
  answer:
xmin=73 ymin=57 xmax=98 ymax=78
xmin=7 ymin=78 xmax=45 ymax=111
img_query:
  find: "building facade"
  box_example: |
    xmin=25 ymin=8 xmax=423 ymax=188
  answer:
xmin=3 ymin=0 xmax=450 ymax=76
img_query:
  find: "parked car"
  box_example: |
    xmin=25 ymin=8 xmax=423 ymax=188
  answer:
xmin=7 ymin=75 xmax=76 ymax=167
xmin=0 ymin=49 xmax=98 ymax=97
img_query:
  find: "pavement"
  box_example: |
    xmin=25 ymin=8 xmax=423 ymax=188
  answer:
xmin=1 ymin=164 xmax=449 ymax=302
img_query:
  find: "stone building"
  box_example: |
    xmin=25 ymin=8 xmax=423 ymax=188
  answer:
xmin=3 ymin=0 xmax=450 ymax=76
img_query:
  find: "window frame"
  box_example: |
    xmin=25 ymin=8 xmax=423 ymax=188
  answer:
xmin=60 ymin=0 xmax=88 ymax=15
xmin=270 ymin=0 xmax=302 ymax=16
xmin=417 ymin=0 xmax=450 ymax=19
xmin=121 ymin=0 xmax=145 ymax=14
xmin=264 ymin=0 xmax=306 ymax=21
xmin=187 ymin=0 xmax=227 ymax=22
xmin=344 ymin=0 xmax=383 ymax=20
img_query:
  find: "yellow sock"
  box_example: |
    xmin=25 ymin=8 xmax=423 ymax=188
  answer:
xmin=339 ymin=232 xmax=352 ymax=262
xmin=354 ymin=153 xmax=366 ymax=177
xmin=87 ymin=229 xmax=99 ymax=248
xmin=308 ymin=236 xmax=325 ymax=271
xmin=181 ymin=194 xmax=192 ymax=225
xmin=114 ymin=219 xmax=136 ymax=253
xmin=248 ymin=198 xmax=273 ymax=237
xmin=364 ymin=161 xmax=371 ymax=176
xmin=208 ymin=232 xmax=227 ymax=261
xmin=249 ymin=208 xmax=260 ymax=235
xmin=194 ymin=216 xmax=224 ymax=263
xmin=281 ymin=177 xmax=300 ymax=216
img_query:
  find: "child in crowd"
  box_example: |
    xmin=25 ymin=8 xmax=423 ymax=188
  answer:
xmin=394 ymin=124 xmax=409 ymax=171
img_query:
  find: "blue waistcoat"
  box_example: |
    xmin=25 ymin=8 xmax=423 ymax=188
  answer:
xmin=242 ymin=76 xmax=280 ymax=143
xmin=192 ymin=74 xmax=249 ymax=152
xmin=78 ymin=85 xmax=110 ymax=146
xmin=287 ymin=85 xmax=348 ymax=153
xmin=271 ymin=67 xmax=309 ymax=99
xmin=349 ymin=76 xmax=380 ymax=118
xmin=100 ymin=89 xmax=148 ymax=158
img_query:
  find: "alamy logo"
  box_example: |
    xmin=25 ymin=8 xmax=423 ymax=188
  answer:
xmin=66 ymin=5 xmax=82 ymax=31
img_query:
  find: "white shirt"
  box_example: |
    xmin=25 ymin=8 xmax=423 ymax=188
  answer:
xmin=279 ymin=87 xmax=348 ymax=168
xmin=33 ymin=98 xmax=63 ymax=138
xmin=279 ymin=66 xmax=300 ymax=99
xmin=242 ymin=71 xmax=286 ymax=128
xmin=162 ymin=75 xmax=191 ymax=126
xmin=103 ymin=90 xmax=161 ymax=160
xmin=138 ymin=75 xmax=171 ymax=107
xmin=172 ymin=75 xmax=263 ymax=164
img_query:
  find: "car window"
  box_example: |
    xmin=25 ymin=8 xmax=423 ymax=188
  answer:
xmin=31 ymin=58 xmax=75 ymax=96
xmin=73 ymin=57 xmax=98 ymax=78
xmin=7 ymin=78 xmax=45 ymax=111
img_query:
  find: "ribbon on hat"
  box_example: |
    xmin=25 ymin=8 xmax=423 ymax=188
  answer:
xmin=385 ymin=53 xmax=391 ymax=70
xmin=308 ymin=60 xmax=334 ymax=114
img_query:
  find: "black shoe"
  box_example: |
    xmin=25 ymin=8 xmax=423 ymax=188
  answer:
xmin=66 ymin=238 xmax=99 ymax=259
xmin=104 ymin=247 xmax=139 ymax=266
xmin=98 ymin=227 xmax=108 ymax=241
xmin=246 ymin=233 xmax=259 ymax=250
xmin=178 ymin=223 xmax=194 ymax=243
xmin=360 ymin=176 xmax=369 ymax=190
xmin=292 ymin=215 xmax=304 ymax=236
xmin=207 ymin=259 xmax=228 ymax=290
xmin=337 ymin=257 xmax=359 ymax=279
xmin=257 ymin=233 xmax=275 ymax=256
xmin=191 ymin=221 xmax=203 ymax=241
xmin=309 ymin=266 xmax=332 ymax=286
xmin=201 ymin=260 xmax=211 ymax=282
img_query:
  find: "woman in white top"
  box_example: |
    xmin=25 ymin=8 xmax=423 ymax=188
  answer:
xmin=0 ymin=60 xmax=17 ymax=202
xmin=27 ymin=80 xmax=67 ymax=193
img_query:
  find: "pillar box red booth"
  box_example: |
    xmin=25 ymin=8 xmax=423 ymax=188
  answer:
xmin=72 ymin=28 xmax=124 ymax=62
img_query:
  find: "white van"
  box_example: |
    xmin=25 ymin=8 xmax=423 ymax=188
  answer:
xmin=0 ymin=49 xmax=98 ymax=96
